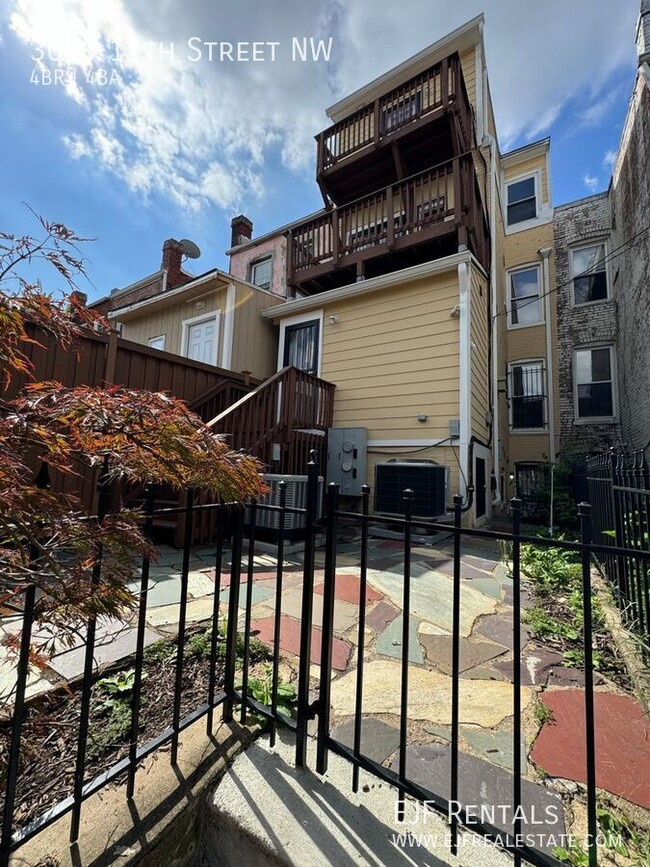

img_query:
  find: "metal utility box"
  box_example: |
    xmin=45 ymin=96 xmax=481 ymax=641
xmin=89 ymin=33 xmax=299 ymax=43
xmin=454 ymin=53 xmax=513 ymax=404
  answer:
xmin=374 ymin=460 xmax=449 ymax=519
xmin=326 ymin=428 xmax=368 ymax=496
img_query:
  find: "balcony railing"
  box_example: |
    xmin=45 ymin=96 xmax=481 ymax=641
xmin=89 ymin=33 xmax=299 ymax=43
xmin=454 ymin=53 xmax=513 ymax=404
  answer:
xmin=316 ymin=53 xmax=470 ymax=175
xmin=288 ymin=154 xmax=489 ymax=285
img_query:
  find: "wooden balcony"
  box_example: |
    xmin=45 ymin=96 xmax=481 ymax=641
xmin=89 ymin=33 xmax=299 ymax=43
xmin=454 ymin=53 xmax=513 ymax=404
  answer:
xmin=288 ymin=154 xmax=489 ymax=293
xmin=316 ymin=52 xmax=473 ymax=204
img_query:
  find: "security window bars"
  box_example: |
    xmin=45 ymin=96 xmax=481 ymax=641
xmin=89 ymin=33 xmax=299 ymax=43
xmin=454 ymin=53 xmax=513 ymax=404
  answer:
xmin=250 ymin=256 xmax=272 ymax=291
xmin=510 ymin=361 xmax=546 ymax=429
xmin=572 ymin=243 xmax=608 ymax=304
xmin=508 ymin=266 xmax=543 ymax=326
xmin=506 ymin=176 xmax=536 ymax=226
xmin=575 ymin=347 xmax=614 ymax=418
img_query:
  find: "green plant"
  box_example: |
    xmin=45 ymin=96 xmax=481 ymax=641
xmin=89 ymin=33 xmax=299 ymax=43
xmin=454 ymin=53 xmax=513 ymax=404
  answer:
xmin=238 ymin=664 xmax=297 ymax=722
xmin=87 ymin=699 xmax=133 ymax=759
xmin=144 ymin=638 xmax=176 ymax=664
xmin=523 ymin=606 xmax=580 ymax=642
xmin=188 ymin=630 xmax=212 ymax=659
xmin=96 ymin=668 xmax=141 ymax=696
xmin=533 ymin=700 xmax=554 ymax=726
xmin=552 ymin=840 xmax=589 ymax=866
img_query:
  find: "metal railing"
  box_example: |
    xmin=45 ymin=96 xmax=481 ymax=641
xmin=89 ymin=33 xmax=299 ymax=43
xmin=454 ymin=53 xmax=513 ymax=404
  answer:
xmin=2 ymin=455 xmax=649 ymax=865
xmin=587 ymin=450 xmax=650 ymax=661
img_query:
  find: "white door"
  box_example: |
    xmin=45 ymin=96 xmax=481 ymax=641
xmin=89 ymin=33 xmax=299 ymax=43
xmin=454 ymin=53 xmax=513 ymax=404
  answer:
xmin=186 ymin=318 xmax=217 ymax=364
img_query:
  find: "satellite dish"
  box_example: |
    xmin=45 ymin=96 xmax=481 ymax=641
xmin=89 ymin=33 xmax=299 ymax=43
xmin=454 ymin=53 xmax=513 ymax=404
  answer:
xmin=179 ymin=238 xmax=201 ymax=259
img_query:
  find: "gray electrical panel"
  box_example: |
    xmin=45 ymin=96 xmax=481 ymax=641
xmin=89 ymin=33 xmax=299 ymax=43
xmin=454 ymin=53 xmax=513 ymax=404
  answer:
xmin=326 ymin=428 xmax=367 ymax=496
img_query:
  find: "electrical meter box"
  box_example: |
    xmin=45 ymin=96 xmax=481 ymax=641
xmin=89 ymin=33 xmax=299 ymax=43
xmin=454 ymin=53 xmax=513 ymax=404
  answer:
xmin=326 ymin=428 xmax=367 ymax=496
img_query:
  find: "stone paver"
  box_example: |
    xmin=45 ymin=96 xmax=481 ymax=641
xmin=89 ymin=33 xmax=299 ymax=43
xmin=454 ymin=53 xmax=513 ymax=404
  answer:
xmin=250 ymin=614 xmax=352 ymax=671
xmin=463 ymin=555 xmax=499 ymax=572
xmin=366 ymin=569 xmax=496 ymax=636
xmin=365 ymin=600 xmax=400 ymax=634
xmin=546 ymin=667 xmax=606 ymax=687
xmin=474 ymin=613 xmax=531 ymax=650
xmin=145 ymin=596 xmax=217 ymax=628
xmin=492 ymin=649 xmax=564 ymax=686
xmin=436 ymin=560 xmax=495 ymax=581
xmin=420 ymin=635 xmax=508 ymax=675
xmin=49 ymin=623 xmax=159 ymax=680
xmin=462 ymin=728 xmax=527 ymax=773
xmin=313 ymin=574 xmax=383 ymax=605
xmin=461 ymin=665 xmax=508 ymax=681
xmin=221 ymin=584 xmax=275 ymax=608
xmin=390 ymin=743 xmax=564 ymax=852
xmin=280 ymin=586 xmax=358 ymax=635
xmin=330 ymin=660 xmax=532 ymax=726
xmin=375 ymin=615 xmax=423 ymax=665
xmin=467 ymin=578 xmax=502 ymax=600
xmin=531 ymin=691 xmax=650 ymax=808
xmin=330 ymin=717 xmax=401 ymax=764
xmin=0 ymin=658 xmax=52 ymax=703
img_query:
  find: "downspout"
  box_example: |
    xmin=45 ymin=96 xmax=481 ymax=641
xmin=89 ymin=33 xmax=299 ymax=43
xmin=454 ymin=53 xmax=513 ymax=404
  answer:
xmin=485 ymin=130 xmax=501 ymax=505
xmin=458 ymin=258 xmax=471 ymax=505
xmin=539 ymin=248 xmax=555 ymax=464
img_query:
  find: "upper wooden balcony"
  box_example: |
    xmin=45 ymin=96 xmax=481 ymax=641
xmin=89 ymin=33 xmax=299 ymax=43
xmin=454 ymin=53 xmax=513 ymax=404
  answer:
xmin=287 ymin=153 xmax=489 ymax=294
xmin=316 ymin=52 xmax=473 ymax=205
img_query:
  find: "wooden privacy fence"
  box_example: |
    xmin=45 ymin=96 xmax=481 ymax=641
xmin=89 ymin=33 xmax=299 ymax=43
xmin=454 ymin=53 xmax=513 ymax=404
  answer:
xmin=2 ymin=324 xmax=259 ymax=511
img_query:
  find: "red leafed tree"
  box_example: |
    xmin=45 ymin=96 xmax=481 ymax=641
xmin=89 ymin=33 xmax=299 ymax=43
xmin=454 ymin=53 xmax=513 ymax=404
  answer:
xmin=0 ymin=214 xmax=265 ymax=655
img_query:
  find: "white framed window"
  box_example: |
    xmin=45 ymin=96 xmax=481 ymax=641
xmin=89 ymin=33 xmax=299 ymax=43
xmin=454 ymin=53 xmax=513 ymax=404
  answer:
xmin=571 ymin=242 xmax=608 ymax=305
xmin=148 ymin=334 xmax=166 ymax=351
xmin=506 ymin=175 xmax=537 ymax=226
xmin=508 ymin=360 xmax=546 ymax=431
xmin=574 ymin=346 xmax=616 ymax=421
xmin=277 ymin=310 xmax=323 ymax=377
xmin=250 ymin=256 xmax=273 ymax=291
xmin=507 ymin=265 xmax=543 ymax=327
xmin=181 ymin=312 xmax=220 ymax=366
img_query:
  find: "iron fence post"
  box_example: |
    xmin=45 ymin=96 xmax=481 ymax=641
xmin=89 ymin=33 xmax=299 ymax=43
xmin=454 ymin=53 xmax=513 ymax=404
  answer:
xmin=450 ymin=493 xmax=462 ymax=855
xmin=70 ymin=455 xmax=112 ymax=844
xmin=352 ymin=484 xmax=370 ymax=793
xmin=296 ymin=451 xmax=320 ymax=767
xmin=511 ymin=497 xmax=523 ymax=867
xmin=127 ymin=482 xmax=155 ymax=799
xmin=316 ymin=482 xmax=339 ymax=775
xmin=397 ymin=489 xmax=414 ymax=821
xmin=223 ymin=506 xmax=244 ymax=722
xmin=270 ymin=481 xmax=287 ymax=748
xmin=579 ymin=502 xmax=598 ymax=867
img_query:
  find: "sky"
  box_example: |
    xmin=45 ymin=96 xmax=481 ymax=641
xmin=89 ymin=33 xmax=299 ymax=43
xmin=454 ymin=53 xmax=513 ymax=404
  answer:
xmin=0 ymin=0 xmax=642 ymax=302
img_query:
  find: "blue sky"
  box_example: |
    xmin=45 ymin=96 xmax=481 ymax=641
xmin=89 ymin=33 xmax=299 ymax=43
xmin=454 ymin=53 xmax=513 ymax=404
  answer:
xmin=0 ymin=1 xmax=641 ymax=301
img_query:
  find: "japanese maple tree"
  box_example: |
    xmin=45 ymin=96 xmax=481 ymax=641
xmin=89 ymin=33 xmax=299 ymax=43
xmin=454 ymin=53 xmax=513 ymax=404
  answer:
xmin=0 ymin=214 xmax=265 ymax=656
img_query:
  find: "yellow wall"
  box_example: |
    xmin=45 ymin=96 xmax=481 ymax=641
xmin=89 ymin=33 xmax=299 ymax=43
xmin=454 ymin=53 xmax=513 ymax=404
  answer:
xmin=120 ymin=287 xmax=226 ymax=357
xmin=315 ymin=271 xmax=464 ymax=496
xmin=231 ymin=285 xmax=278 ymax=379
xmin=460 ymin=46 xmax=477 ymax=109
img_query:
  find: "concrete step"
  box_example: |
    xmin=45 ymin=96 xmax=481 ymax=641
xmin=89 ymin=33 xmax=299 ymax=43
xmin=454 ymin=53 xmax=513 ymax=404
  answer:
xmin=205 ymin=731 xmax=512 ymax=867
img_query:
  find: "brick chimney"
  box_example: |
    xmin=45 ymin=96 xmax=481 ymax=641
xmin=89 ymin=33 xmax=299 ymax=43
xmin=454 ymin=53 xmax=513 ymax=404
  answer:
xmin=161 ymin=238 xmax=185 ymax=288
xmin=638 ymin=0 xmax=650 ymax=64
xmin=231 ymin=215 xmax=253 ymax=247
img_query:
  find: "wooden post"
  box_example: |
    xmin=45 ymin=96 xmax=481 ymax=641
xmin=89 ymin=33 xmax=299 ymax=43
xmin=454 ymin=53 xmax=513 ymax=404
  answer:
xmin=103 ymin=329 xmax=118 ymax=385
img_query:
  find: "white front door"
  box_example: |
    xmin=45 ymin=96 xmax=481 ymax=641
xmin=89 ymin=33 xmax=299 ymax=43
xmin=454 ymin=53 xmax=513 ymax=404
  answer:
xmin=186 ymin=317 xmax=217 ymax=364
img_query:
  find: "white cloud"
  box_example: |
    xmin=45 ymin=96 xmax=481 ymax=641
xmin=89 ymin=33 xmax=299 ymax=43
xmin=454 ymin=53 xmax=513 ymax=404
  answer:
xmin=603 ymin=148 xmax=617 ymax=168
xmin=582 ymin=173 xmax=599 ymax=192
xmin=3 ymin=0 xmax=640 ymax=213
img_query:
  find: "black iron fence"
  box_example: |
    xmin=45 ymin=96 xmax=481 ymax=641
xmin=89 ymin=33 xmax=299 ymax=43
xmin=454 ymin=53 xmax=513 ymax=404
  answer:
xmin=2 ymin=455 xmax=649 ymax=866
xmin=587 ymin=450 xmax=650 ymax=662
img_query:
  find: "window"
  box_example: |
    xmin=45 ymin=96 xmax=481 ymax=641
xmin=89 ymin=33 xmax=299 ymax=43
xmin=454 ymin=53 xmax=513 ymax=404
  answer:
xmin=508 ymin=266 xmax=543 ymax=327
xmin=506 ymin=176 xmax=537 ymax=226
xmin=148 ymin=335 xmax=166 ymax=351
xmin=250 ymin=256 xmax=272 ymax=291
xmin=575 ymin=347 xmax=615 ymax=419
xmin=509 ymin=361 xmax=546 ymax=429
xmin=571 ymin=243 xmax=608 ymax=304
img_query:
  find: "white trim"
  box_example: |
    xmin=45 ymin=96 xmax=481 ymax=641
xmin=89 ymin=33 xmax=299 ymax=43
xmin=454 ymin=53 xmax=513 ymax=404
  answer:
xmin=475 ymin=30 xmax=485 ymax=142
xmin=573 ymin=344 xmax=618 ymax=423
xmin=569 ymin=239 xmax=610 ymax=307
xmin=487 ymin=132 xmax=501 ymax=504
xmin=277 ymin=309 xmax=324 ymax=377
xmin=249 ymin=253 xmax=274 ymax=292
xmin=540 ymin=248 xmax=556 ymax=461
xmin=458 ymin=261 xmax=471 ymax=501
xmin=220 ymin=283 xmax=236 ymax=369
xmin=181 ymin=310 xmax=221 ymax=366
xmin=502 ymin=168 xmax=553 ymax=235
xmin=147 ymin=334 xmax=166 ymax=351
xmin=368 ymin=439 xmax=455 ymax=447
xmin=263 ymin=251 xmax=482 ymax=320
xmin=506 ymin=263 xmax=544 ymax=329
